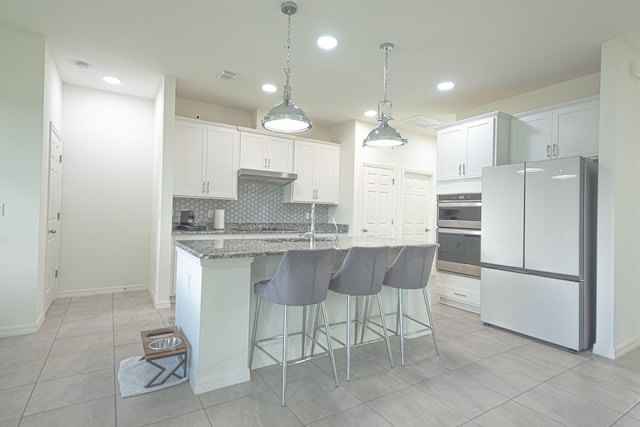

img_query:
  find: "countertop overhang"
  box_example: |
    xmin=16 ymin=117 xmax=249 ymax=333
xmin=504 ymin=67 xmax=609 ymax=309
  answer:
xmin=174 ymin=236 xmax=432 ymax=259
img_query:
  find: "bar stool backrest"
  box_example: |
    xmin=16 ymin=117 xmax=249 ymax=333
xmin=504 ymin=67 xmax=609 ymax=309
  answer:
xmin=383 ymin=245 xmax=438 ymax=290
xmin=329 ymin=246 xmax=390 ymax=296
xmin=257 ymin=248 xmax=337 ymax=306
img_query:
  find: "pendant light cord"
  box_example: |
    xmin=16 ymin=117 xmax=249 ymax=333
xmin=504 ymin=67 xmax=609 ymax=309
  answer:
xmin=283 ymin=13 xmax=292 ymax=100
xmin=383 ymin=45 xmax=389 ymax=103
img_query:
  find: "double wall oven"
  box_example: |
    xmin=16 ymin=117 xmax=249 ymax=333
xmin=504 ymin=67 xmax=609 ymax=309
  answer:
xmin=436 ymin=193 xmax=481 ymax=278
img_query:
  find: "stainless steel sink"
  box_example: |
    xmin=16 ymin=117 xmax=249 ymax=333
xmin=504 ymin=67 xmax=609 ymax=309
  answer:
xmin=263 ymin=237 xmax=334 ymax=243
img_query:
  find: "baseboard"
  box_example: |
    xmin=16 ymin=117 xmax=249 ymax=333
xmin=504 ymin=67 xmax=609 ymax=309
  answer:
xmin=614 ymin=334 xmax=640 ymax=358
xmin=191 ymin=366 xmax=251 ymax=395
xmin=0 ymin=321 xmax=39 ymax=338
xmin=58 ymin=283 xmax=148 ymax=298
xmin=154 ymin=299 xmax=171 ymax=310
xmin=593 ymin=334 xmax=640 ymax=360
xmin=592 ymin=342 xmax=616 ymax=359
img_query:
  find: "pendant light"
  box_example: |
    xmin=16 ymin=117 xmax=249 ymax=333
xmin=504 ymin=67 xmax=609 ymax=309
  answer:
xmin=363 ymin=43 xmax=407 ymax=148
xmin=262 ymin=2 xmax=312 ymax=133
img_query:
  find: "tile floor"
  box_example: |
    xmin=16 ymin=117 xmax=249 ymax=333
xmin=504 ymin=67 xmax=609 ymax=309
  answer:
xmin=1 ymin=291 xmax=640 ymax=426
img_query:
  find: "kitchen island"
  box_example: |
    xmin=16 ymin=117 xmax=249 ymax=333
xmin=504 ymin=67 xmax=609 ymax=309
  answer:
xmin=174 ymin=236 xmax=433 ymax=395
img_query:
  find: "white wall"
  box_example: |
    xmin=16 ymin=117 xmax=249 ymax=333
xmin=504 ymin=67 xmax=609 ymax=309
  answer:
xmin=59 ymin=85 xmax=155 ymax=295
xmin=0 ymin=26 xmax=46 ymax=336
xmin=593 ymin=38 xmax=640 ymax=358
xmin=456 ymin=73 xmax=601 ymax=119
xmin=150 ymin=77 xmax=176 ymax=308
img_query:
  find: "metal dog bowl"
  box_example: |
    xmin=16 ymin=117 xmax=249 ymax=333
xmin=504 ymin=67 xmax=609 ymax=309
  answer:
xmin=149 ymin=337 xmax=182 ymax=350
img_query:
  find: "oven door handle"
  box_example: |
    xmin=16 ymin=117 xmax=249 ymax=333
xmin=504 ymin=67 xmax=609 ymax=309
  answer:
xmin=437 ymin=202 xmax=481 ymax=208
xmin=437 ymin=228 xmax=481 ymax=236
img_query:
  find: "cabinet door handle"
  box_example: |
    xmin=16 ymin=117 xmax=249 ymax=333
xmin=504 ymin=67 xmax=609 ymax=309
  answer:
xmin=264 ymin=158 xmax=267 ymax=168
xmin=202 ymin=181 xmax=206 ymax=194
xmin=268 ymin=158 xmax=271 ymax=169
xmin=552 ymin=144 xmax=558 ymax=157
xmin=458 ymin=164 xmax=462 ymax=176
xmin=453 ymin=292 xmax=467 ymax=298
xmin=546 ymin=144 xmax=551 ymax=158
xmin=206 ymin=181 xmax=210 ymax=194
xmin=462 ymin=164 xmax=466 ymax=176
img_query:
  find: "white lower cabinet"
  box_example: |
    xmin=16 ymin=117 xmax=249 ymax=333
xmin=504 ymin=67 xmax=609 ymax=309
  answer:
xmin=285 ymin=140 xmax=340 ymax=204
xmin=174 ymin=119 xmax=239 ymax=199
xmin=510 ymin=96 xmax=599 ymax=163
xmin=432 ymin=272 xmax=480 ymax=313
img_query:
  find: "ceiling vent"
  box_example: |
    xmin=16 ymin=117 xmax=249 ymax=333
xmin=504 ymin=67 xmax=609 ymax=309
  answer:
xmin=217 ymin=70 xmax=238 ymax=81
xmin=398 ymin=115 xmax=444 ymax=128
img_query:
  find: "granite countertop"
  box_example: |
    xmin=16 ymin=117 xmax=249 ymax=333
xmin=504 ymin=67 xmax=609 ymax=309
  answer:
xmin=174 ymin=236 xmax=431 ymax=259
xmin=173 ymin=222 xmax=349 ymax=235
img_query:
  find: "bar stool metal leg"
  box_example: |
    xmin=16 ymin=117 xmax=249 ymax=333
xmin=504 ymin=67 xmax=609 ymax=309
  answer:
xmin=422 ymin=288 xmax=439 ymax=355
xmin=360 ymin=296 xmax=370 ymax=344
xmin=301 ymin=305 xmax=307 ymax=358
xmin=376 ymin=294 xmax=394 ymax=368
xmin=310 ymin=304 xmax=320 ymax=356
xmin=248 ymin=297 xmax=262 ymax=368
xmin=321 ymin=302 xmax=339 ymax=387
xmin=346 ymin=295 xmax=351 ymax=381
xmin=398 ymin=288 xmax=406 ymax=366
xmin=281 ymin=305 xmax=288 ymax=407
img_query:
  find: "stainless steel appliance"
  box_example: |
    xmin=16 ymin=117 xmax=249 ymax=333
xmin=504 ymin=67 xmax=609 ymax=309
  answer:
xmin=436 ymin=193 xmax=481 ymax=277
xmin=480 ymin=157 xmax=597 ymax=351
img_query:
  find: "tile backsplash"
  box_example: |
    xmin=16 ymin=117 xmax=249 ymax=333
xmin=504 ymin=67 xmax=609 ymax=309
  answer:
xmin=173 ymin=181 xmax=329 ymax=225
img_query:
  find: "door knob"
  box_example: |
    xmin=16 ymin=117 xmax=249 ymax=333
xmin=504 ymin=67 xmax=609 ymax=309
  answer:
xmin=362 ymin=228 xmax=368 ymax=233
xmin=48 ymin=229 xmax=57 ymax=234
xmin=425 ymin=228 xmax=431 ymax=232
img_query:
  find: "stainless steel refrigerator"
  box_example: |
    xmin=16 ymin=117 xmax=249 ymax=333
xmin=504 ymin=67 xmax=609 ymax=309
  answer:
xmin=480 ymin=156 xmax=597 ymax=351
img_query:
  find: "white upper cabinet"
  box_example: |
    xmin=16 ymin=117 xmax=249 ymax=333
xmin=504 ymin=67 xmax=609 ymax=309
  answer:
xmin=174 ymin=118 xmax=239 ymax=199
xmin=239 ymin=132 xmax=294 ymax=172
xmin=436 ymin=112 xmax=511 ymax=182
xmin=510 ymin=97 xmax=599 ymax=163
xmin=285 ymin=140 xmax=340 ymax=204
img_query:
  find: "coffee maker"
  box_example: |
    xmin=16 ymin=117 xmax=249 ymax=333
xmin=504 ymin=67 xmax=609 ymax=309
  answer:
xmin=175 ymin=210 xmax=205 ymax=231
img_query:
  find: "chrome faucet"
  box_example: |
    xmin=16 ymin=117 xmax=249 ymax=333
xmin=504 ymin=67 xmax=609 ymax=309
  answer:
xmin=330 ymin=215 xmax=339 ymax=245
xmin=304 ymin=202 xmax=316 ymax=246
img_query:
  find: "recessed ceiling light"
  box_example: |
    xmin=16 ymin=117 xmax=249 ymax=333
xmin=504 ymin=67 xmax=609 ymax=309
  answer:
xmin=262 ymin=83 xmax=278 ymax=93
xmin=103 ymin=76 xmax=122 ymax=85
xmin=364 ymin=110 xmax=377 ymax=118
xmin=437 ymin=81 xmax=455 ymax=91
xmin=317 ymin=35 xmax=338 ymax=50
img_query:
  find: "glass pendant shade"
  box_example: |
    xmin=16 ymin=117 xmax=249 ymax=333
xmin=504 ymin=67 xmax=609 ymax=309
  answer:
xmin=262 ymin=2 xmax=312 ymax=133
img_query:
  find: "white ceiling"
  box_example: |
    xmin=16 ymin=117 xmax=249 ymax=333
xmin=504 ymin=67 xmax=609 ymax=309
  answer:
xmin=2 ymin=0 xmax=639 ymax=129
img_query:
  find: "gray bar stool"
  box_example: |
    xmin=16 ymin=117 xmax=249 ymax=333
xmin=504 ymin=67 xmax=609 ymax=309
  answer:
xmin=248 ymin=248 xmax=339 ymax=407
xmin=370 ymin=244 xmax=439 ymax=366
xmin=315 ymin=246 xmax=394 ymax=381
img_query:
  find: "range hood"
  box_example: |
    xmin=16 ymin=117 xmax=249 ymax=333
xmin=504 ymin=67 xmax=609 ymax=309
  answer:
xmin=237 ymin=168 xmax=297 ymax=185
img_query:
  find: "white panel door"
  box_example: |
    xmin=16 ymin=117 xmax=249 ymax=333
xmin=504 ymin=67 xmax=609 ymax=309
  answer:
xmin=400 ymin=172 xmax=433 ymax=242
xmin=174 ymin=121 xmax=206 ymax=197
xmin=465 ymin=118 xmax=494 ymax=178
xmin=361 ymin=165 xmax=395 ymax=237
xmin=524 ymin=157 xmax=581 ymax=276
xmin=206 ymin=126 xmax=239 ymax=199
xmin=481 ymin=163 xmax=525 ymax=268
xmin=45 ymin=123 xmax=63 ymax=310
